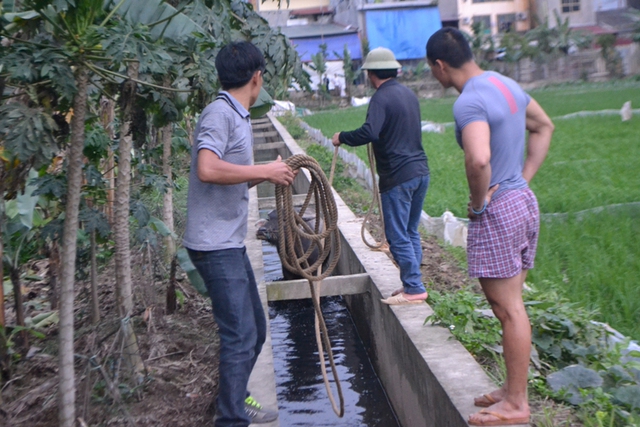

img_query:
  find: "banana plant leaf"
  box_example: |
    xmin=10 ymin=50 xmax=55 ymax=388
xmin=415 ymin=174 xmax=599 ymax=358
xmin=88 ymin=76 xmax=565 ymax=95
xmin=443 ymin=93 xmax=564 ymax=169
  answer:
xmin=250 ymin=87 xmax=274 ymax=119
xmin=103 ymin=0 xmax=204 ymax=41
xmin=176 ymin=248 xmax=207 ymax=296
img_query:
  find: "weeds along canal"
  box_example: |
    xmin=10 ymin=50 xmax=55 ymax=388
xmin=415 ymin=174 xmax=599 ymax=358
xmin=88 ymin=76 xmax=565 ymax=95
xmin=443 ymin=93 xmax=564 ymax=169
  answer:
xmin=262 ymin=242 xmax=401 ymax=427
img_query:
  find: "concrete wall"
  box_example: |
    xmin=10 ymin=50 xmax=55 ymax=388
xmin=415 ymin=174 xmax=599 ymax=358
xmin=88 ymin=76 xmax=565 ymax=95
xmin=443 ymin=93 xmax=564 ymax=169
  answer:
xmin=494 ymin=46 xmax=640 ymax=82
xmin=458 ymin=0 xmax=531 ymax=35
xmin=532 ymin=0 xmax=597 ymax=26
xmin=618 ymin=42 xmax=640 ymax=76
xmin=439 ymin=0 xmax=458 ymax=22
xmin=259 ymin=0 xmax=331 ymax=12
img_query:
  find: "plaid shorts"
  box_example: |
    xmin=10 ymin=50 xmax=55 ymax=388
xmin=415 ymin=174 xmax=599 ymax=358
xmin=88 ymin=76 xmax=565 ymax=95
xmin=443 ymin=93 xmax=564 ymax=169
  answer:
xmin=467 ymin=188 xmax=540 ymax=279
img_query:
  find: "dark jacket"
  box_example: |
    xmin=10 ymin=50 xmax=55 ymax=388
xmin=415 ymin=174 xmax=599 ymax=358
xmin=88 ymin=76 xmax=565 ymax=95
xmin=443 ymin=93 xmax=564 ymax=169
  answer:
xmin=339 ymin=79 xmax=429 ymax=193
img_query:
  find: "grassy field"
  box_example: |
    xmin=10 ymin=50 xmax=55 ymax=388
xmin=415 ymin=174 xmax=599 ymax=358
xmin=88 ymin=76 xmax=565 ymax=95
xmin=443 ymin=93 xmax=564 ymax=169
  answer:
xmin=300 ymin=80 xmax=640 ymax=338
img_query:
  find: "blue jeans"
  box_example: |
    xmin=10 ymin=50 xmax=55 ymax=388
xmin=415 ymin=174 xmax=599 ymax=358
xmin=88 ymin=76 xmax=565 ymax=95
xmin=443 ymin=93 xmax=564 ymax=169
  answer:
xmin=188 ymin=247 xmax=266 ymax=427
xmin=380 ymin=174 xmax=430 ymax=295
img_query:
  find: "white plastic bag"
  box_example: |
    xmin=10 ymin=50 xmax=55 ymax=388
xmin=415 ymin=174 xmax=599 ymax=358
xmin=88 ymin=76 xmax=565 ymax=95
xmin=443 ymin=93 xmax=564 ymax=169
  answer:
xmin=442 ymin=211 xmax=468 ymax=247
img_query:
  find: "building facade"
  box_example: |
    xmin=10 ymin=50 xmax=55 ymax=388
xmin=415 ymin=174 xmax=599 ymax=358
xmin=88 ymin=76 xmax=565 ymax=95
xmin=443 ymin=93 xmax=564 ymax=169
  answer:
xmin=440 ymin=0 xmax=532 ymax=35
xmin=531 ymin=0 xmax=629 ymax=27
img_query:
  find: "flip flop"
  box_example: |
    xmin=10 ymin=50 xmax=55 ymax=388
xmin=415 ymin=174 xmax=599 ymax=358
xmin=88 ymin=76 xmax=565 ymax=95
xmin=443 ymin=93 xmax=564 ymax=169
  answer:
xmin=474 ymin=393 xmax=499 ymax=408
xmin=468 ymin=409 xmax=529 ymax=426
xmin=381 ymin=293 xmax=426 ymax=305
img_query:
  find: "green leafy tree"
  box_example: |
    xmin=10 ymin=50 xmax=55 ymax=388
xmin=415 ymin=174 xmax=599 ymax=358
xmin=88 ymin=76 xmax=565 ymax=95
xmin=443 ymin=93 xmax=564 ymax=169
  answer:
xmin=309 ymin=43 xmax=329 ymax=104
xmin=498 ymin=31 xmax=540 ymax=79
xmin=527 ymin=10 xmax=592 ymax=59
xmin=467 ymin=21 xmax=495 ymax=70
xmin=597 ymin=33 xmax=623 ymax=78
xmin=334 ymin=44 xmax=361 ymax=98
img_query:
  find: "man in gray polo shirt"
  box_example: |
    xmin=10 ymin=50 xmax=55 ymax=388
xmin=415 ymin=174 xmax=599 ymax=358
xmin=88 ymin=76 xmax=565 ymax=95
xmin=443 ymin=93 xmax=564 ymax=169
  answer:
xmin=184 ymin=41 xmax=295 ymax=427
xmin=427 ymin=28 xmax=554 ymax=426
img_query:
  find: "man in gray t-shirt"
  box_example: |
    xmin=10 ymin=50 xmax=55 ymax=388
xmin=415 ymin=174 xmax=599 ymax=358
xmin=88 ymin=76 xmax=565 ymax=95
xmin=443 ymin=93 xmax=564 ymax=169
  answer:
xmin=427 ymin=28 xmax=554 ymax=426
xmin=184 ymin=42 xmax=294 ymax=427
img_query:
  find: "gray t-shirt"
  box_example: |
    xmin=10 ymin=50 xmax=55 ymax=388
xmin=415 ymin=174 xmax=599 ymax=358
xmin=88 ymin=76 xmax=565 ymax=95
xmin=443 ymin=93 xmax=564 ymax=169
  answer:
xmin=183 ymin=92 xmax=253 ymax=251
xmin=454 ymin=71 xmax=531 ymax=196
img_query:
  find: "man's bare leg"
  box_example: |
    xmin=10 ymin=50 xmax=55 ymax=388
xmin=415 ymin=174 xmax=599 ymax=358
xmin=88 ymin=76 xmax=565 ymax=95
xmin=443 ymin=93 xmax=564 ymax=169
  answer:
xmin=469 ymin=271 xmax=530 ymax=424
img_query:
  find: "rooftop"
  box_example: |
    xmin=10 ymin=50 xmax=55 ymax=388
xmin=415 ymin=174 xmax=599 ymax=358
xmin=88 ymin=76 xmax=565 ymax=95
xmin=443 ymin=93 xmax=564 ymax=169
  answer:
xmin=279 ymin=23 xmax=358 ymax=39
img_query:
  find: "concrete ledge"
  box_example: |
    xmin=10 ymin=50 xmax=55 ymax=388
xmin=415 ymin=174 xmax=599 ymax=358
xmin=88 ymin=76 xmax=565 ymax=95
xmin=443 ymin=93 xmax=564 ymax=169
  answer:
xmin=266 ymin=272 xmax=370 ymax=301
xmin=254 ymin=130 xmax=279 ymax=138
xmin=258 ymin=194 xmax=312 ymax=210
xmin=253 ymin=122 xmax=274 ymax=130
xmin=246 ymin=185 xmax=280 ymax=427
xmin=254 ymin=141 xmax=286 ymax=151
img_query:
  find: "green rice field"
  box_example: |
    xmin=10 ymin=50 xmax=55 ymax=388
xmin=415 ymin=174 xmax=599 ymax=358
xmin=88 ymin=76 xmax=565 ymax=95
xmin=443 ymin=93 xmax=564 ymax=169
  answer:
xmin=301 ymin=80 xmax=640 ymax=339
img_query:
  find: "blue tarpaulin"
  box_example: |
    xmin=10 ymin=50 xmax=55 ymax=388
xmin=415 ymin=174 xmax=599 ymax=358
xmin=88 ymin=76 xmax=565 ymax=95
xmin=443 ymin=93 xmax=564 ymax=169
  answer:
xmin=290 ymin=33 xmax=362 ymax=62
xmin=365 ymin=6 xmax=441 ymax=60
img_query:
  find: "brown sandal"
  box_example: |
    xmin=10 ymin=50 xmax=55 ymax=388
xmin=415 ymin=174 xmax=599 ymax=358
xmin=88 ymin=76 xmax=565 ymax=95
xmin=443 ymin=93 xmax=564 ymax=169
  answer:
xmin=474 ymin=393 xmax=499 ymax=407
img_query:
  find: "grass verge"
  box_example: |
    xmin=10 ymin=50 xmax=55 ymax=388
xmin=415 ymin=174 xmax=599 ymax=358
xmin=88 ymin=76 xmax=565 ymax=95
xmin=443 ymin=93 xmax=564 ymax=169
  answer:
xmin=300 ymin=83 xmax=640 ymax=342
xmin=278 ymin=113 xmax=640 ymax=426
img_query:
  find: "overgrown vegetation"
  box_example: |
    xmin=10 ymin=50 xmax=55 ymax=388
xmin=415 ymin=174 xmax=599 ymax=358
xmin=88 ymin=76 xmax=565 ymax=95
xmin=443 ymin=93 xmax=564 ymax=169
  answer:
xmin=0 ymin=0 xmax=309 ymax=424
xmin=427 ymin=285 xmax=640 ymax=426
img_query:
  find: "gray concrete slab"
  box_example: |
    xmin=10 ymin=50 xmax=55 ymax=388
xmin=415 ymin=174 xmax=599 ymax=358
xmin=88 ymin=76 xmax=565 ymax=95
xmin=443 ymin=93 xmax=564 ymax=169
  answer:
xmin=265 ymin=272 xmax=370 ymax=301
xmin=258 ymin=194 xmax=312 ymax=210
xmin=246 ymin=185 xmax=280 ymax=427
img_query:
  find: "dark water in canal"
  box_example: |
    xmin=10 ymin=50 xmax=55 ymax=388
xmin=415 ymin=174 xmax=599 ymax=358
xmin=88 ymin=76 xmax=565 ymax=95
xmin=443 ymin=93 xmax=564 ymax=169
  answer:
xmin=263 ymin=242 xmax=400 ymax=427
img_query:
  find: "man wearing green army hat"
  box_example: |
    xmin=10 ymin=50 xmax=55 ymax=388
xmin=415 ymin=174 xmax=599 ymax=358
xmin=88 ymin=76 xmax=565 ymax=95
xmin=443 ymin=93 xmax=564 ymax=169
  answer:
xmin=332 ymin=47 xmax=431 ymax=305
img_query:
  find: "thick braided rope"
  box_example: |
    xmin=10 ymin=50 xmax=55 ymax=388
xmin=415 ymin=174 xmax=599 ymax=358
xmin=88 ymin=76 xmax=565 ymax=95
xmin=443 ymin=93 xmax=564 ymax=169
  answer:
xmin=329 ymin=144 xmax=385 ymax=250
xmin=362 ymin=144 xmax=387 ymax=249
xmin=274 ymin=154 xmax=344 ymax=417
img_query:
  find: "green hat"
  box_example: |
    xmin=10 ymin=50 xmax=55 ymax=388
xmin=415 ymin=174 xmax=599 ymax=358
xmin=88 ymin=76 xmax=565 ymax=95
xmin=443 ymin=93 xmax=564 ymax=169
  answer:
xmin=361 ymin=47 xmax=401 ymax=70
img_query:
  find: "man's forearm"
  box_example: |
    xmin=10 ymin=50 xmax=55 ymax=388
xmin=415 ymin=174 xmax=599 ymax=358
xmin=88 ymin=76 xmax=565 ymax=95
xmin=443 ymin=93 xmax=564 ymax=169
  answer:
xmin=199 ymin=161 xmax=267 ymax=185
xmin=523 ymin=98 xmax=553 ymax=183
xmin=522 ymin=131 xmax=551 ymax=183
xmin=466 ymin=162 xmax=492 ymax=209
xmin=339 ymin=123 xmax=375 ymax=147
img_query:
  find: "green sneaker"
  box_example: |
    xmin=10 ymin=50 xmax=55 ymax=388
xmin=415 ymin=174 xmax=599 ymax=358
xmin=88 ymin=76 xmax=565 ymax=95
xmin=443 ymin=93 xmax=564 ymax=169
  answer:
xmin=244 ymin=396 xmax=278 ymax=424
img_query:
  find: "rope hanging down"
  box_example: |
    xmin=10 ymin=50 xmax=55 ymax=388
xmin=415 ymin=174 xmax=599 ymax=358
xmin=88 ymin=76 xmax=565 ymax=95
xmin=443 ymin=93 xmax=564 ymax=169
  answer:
xmin=329 ymin=145 xmax=387 ymax=250
xmin=361 ymin=144 xmax=387 ymax=250
xmin=274 ymin=154 xmax=344 ymax=417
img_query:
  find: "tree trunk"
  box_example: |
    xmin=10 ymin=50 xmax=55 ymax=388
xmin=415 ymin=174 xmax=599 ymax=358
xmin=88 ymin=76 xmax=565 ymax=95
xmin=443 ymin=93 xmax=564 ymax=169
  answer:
xmin=9 ymin=266 xmax=28 ymax=349
xmin=0 ymin=192 xmax=7 ymax=396
xmin=58 ymin=66 xmax=89 ymax=427
xmin=0 ymin=188 xmax=5 ymax=328
xmin=116 ymin=63 xmax=137 ymax=319
xmin=161 ymin=123 xmax=175 ymax=265
xmin=185 ymin=115 xmax=194 ymax=147
xmin=166 ymin=256 xmax=177 ymax=314
xmin=9 ymin=266 xmax=24 ymax=327
xmin=47 ymin=240 xmax=59 ymax=310
xmin=90 ymin=230 xmax=100 ymax=324
xmin=115 ymin=62 xmax=145 ymax=382
xmin=100 ymin=97 xmax=116 ymax=227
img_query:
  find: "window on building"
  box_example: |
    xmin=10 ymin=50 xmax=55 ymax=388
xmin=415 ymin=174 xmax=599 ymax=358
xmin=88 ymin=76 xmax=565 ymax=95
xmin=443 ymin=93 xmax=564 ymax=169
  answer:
xmin=497 ymin=14 xmax=516 ymax=33
xmin=562 ymin=0 xmax=580 ymax=12
xmin=473 ymin=15 xmax=492 ymax=33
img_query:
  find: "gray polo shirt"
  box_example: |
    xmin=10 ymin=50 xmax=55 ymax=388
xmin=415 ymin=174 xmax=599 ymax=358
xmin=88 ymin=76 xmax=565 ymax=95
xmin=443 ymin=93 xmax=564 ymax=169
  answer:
xmin=183 ymin=92 xmax=253 ymax=251
xmin=454 ymin=71 xmax=531 ymax=197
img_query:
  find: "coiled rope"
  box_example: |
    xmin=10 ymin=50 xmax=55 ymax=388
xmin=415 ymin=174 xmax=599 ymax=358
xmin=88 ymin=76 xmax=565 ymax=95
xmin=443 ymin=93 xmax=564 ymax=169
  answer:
xmin=275 ymin=154 xmax=344 ymax=417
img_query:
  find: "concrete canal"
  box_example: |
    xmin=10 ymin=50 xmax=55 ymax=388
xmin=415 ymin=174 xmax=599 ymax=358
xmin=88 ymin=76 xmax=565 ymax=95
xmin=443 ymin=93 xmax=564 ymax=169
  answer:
xmin=243 ymin=114 xmax=528 ymax=427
